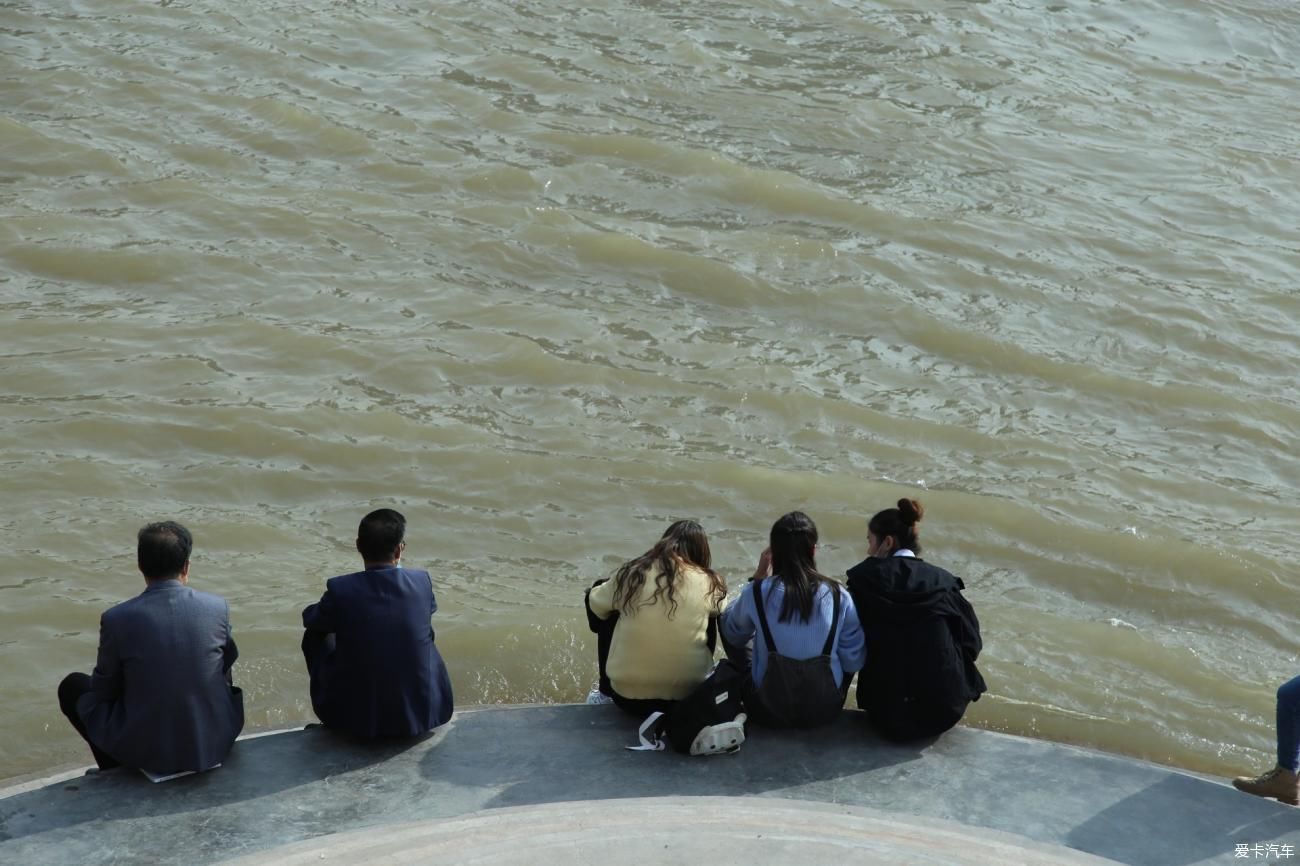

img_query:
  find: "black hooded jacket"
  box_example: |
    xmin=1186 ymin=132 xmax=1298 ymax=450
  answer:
xmin=845 ymin=556 xmax=986 ymax=727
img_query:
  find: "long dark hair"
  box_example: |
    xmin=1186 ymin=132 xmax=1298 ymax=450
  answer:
xmin=868 ymin=498 xmax=924 ymax=555
xmin=768 ymin=511 xmax=835 ymax=623
xmin=611 ymin=519 xmax=726 ymax=618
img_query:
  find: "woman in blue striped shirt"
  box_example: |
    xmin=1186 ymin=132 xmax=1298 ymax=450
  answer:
xmin=720 ymin=511 xmax=866 ymax=728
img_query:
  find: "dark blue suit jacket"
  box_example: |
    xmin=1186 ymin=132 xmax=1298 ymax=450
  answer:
xmin=302 ymin=566 xmax=454 ymax=738
xmin=77 ymin=580 xmax=245 ymax=773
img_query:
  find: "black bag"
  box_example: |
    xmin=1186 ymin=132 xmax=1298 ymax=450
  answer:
xmin=628 ymin=663 xmax=747 ymax=756
xmin=750 ymin=578 xmax=846 ymax=729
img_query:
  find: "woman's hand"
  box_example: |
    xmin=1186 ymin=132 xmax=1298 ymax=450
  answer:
xmin=752 ymin=547 xmax=773 ymax=580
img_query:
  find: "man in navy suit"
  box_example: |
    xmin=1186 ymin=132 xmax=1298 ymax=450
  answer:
xmin=302 ymin=509 xmax=454 ymax=738
xmin=57 ymin=521 xmax=245 ymax=774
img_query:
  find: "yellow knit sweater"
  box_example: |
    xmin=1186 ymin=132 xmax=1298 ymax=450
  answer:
xmin=588 ymin=562 xmax=724 ymax=700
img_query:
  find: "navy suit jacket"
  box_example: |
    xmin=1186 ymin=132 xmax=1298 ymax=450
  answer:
xmin=77 ymin=580 xmax=245 ymax=773
xmin=302 ymin=566 xmax=454 ymax=738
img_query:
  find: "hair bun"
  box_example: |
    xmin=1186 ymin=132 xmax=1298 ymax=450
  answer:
xmin=897 ymin=498 xmax=924 ymax=525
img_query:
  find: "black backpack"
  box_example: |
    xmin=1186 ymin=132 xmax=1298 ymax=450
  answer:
xmin=628 ymin=663 xmax=747 ymax=756
xmin=749 ymin=578 xmax=846 ymax=729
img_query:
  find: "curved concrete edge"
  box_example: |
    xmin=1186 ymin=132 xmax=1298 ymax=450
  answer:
xmin=0 ymin=724 xmax=319 ymax=800
xmin=0 ymin=767 xmax=86 ymax=801
xmin=219 ymin=797 xmax=1125 ymax=866
xmin=0 ymin=706 xmax=1223 ymax=799
xmin=0 ymin=704 xmax=553 ymax=796
xmin=0 ymin=709 xmax=549 ymax=801
xmin=6 ymin=703 xmax=1294 ymax=866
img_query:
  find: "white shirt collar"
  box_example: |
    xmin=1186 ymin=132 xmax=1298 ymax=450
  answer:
xmin=893 ymin=549 xmax=916 ymax=558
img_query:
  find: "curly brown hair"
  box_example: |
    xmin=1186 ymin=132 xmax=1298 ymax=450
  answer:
xmin=611 ymin=519 xmax=726 ymax=618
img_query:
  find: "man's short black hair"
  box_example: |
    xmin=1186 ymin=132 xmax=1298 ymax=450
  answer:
xmin=358 ymin=509 xmax=406 ymax=562
xmin=137 ymin=521 xmax=193 ymax=579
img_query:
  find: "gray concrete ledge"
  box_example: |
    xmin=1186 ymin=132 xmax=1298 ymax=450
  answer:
xmin=1 ymin=704 xmax=1295 ymax=866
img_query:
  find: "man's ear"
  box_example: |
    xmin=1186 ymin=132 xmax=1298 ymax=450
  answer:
xmin=356 ymin=538 xmax=364 ymax=556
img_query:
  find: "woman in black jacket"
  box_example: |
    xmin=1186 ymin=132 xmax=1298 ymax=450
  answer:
xmin=845 ymin=498 xmax=986 ymax=741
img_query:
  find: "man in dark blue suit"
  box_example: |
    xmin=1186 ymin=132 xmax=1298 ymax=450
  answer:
xmin=302 ymin=509 xmax=454 ymax=738
xmin=58 ymin=521 xmax=245 ymax=774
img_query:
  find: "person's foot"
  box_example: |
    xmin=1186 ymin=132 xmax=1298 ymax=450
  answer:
xmin=1232 ymin=766 xmax=1300 ymax=805
xmin=585 ymin=685 xmax=614 ymax=705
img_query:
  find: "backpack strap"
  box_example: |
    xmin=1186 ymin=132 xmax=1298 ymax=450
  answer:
xmin=624 ymin=711 xmax=668 ymax=751
xmin=751 ymin=579 xmax=778 ymax=654
xmin=820 ymin=584 xmax=841 ymax=656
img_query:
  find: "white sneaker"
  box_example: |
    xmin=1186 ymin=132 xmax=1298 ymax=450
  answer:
xmin=690 ymin=713 xmax=747 ymax=756
xmin=586 ymin=686 xmax=614 ymax=705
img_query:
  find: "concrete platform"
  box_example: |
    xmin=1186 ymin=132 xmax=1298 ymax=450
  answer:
xmin=1 ymin=704 xmax=1296 ymax=865
xmin=222 ymin=798 xmax=1121 ymax=866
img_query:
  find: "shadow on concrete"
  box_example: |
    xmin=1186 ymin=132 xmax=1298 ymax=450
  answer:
xmin=0 ymin=726 xmax=427 ymax=846
xmin=420 ymin=704 xmax=929 ymax=811
xmin=1067 ymin=772 xmax=1300 ymax=866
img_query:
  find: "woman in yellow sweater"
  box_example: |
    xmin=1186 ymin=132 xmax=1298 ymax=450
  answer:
xmin=585 ymin=520 xmax=728 ymax=715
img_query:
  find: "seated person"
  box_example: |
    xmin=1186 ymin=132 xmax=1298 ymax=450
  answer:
xmin=585 ymin=519 xmax=727 ymax=715
xmin=846 ymin=498 xmax=986 ymax=741
xmin=302 ymin=509 xmax=454 ymax=738
xmin=720 ymin=511 xmax=865 ymax=728
xmin=1232 ymin=676 xmax=1300 ymax=805
xmin=58 ymin=521 xmax=244 ymax=774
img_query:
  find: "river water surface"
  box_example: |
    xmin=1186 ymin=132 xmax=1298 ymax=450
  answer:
xmin=2 ymin=0 xmax=1298 ymax=782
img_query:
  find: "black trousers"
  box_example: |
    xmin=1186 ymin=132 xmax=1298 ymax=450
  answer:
xmin=58 ymin=673 xmax=120 ymax=770
xmin=301 ymin=630 xmax=337 ymax=726
xmin=301 ymin=630 xmax=335 ymax=677
xmin=863 ymin=695 xmax=966 ymax=741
